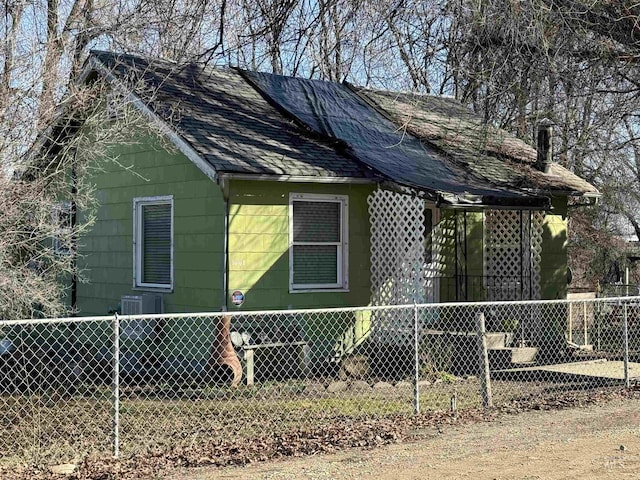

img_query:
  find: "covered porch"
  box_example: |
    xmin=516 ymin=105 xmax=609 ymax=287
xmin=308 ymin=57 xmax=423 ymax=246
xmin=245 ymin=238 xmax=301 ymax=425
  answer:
xmin=368 ymin=187 xmax=552 ymax=307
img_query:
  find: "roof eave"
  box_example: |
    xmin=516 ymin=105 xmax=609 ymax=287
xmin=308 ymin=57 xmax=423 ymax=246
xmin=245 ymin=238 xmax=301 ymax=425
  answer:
xmin=84 ymin=55 xmax=219 ymax=184
xmin=217 ymin=172 xmax=379 ymax=184
xmin=525 ymin=187 xmax=601 ymax=199
xmin=437 ymin=191 xmax=551 ymax=211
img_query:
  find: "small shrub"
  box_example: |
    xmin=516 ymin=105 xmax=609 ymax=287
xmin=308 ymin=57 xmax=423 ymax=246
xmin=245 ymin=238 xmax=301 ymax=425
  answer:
xmin=502 ymin=318 xmax=519 ymax=333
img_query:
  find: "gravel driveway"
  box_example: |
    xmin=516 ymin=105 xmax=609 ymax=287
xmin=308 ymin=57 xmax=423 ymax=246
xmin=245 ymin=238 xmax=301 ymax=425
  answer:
xmin=170 ymin=397 xmax=640 ymax=480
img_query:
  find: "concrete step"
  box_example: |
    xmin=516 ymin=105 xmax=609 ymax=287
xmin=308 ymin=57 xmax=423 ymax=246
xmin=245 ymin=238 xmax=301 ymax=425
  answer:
xmin=488 ymin=346 xmax=538 ymax=369
xmin=485 ymin=332 xmax=514 ymax=350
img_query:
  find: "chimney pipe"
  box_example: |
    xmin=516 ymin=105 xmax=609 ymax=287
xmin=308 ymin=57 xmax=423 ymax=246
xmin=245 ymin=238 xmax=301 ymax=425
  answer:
xmin=536 ymin=118 xmax=554 ymax=173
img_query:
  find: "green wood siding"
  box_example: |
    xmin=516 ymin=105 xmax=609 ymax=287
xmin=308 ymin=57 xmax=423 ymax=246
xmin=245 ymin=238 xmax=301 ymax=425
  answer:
xmin=227 ymin=180 xmax=374 ymax=310
xmin=76 ymin=132 xmax=569 ymax=317
xmin=76 ymin=136 xmax=225 ymax=315
xmin=540 ymin=196 xmax=569 ymax=300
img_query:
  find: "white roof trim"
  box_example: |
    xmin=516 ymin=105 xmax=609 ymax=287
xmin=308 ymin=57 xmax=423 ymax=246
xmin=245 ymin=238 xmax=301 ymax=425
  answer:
xmin=84 ymin=57 xmax=218 ymax=183
xmin=217 ymin=172 xmax=377 ymax=184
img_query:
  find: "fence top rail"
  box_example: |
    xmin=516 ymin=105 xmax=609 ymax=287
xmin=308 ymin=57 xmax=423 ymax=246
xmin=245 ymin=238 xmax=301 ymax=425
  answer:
xmin=0 ymin=314 xmax=115 ymax=327
xmin=1 ymin=295 xmax=639 ymax=326
xmin=418 ymin=295 xmax=640 ymax=309
xmin=0 ymin=303 xmax=414 ymax=326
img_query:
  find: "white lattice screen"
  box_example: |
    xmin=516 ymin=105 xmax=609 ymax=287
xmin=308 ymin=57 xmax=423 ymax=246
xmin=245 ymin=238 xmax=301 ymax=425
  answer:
xmin=368 ymin=188 xmax=427 ymax=307
xmin=368 ymin=192 xmax=545 ymax=309
xmin=484 ymin=210 xmax=545 ymax=301
xmin=531 ymin=211 xmax=544 ymax=300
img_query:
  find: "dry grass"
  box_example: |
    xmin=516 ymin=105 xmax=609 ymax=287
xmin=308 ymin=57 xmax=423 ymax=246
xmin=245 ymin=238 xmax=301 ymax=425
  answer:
xmin=0 ymin=378 xmax=627 ymax=473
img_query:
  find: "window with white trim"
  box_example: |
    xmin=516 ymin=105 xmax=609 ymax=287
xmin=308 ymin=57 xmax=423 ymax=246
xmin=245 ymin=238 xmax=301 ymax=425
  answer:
xmin=289 ymin=193 xmax=348 ymax=291
xmin=134 ymin=196 xmax=173 ymax=289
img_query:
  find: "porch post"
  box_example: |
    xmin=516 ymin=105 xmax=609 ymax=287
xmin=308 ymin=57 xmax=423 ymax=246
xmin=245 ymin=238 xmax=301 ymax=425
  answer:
xmin=463 ymin=211 xmax=468 ymax=300
xmin=454 ymin=211 xmax=459 ymax=301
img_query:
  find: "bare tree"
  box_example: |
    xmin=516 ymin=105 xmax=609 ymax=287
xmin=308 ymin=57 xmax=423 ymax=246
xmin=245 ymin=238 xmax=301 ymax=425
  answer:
xmin=5 ymin=0 xmax=640 ymax=316
xmin=0 ymin=0 xmax=177 ymax=318
xmin=435 ymin=0 xmax=640 ymax=284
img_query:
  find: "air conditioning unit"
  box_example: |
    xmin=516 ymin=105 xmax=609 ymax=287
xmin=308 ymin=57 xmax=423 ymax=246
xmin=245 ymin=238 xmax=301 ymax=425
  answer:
xmin=120 ymin=294 xmax=164 ymax=340
xmin=120 ymin=294 xmax=164 ymax=315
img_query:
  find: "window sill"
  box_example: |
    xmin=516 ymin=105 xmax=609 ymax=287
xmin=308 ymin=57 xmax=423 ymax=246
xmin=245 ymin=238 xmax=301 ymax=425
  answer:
xmin=289 ymin=288 xmax=350 ymax=294
xmin=133 ymin=285 xmax=174 ymax=294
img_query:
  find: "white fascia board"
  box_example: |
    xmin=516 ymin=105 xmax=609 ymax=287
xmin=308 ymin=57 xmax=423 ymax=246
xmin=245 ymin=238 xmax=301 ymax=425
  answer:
xmin=218 ymin=172 xmax=377 ymax=184
xmin=85 ymin=57 xmax=218 ymax=183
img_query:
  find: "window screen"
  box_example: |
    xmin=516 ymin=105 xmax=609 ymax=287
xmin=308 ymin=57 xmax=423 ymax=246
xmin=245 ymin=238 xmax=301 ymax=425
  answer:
xmin=135 ymin=198 xmax=172 ymax=288
xmin=293 ymin=244 xmax=339 ymax=284
xmin=293 ymin=202 xmax=340 ymax=242
xmin=291 ymin=198 xmax=345 ymax=288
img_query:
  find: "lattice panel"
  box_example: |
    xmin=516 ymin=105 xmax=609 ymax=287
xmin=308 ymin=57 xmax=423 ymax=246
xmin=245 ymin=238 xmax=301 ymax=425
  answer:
xmin=531 ymin=211 xmax=545 ymax=301
xmin=368 ymin=188 xmax=427 ymax=307
xmin=484 ymin=210 xmax=544 ymax=302
xmin=368 ymin=189 xmax=430 ymax=345
xmin=485 ymin=210 xmax=523 ymax=301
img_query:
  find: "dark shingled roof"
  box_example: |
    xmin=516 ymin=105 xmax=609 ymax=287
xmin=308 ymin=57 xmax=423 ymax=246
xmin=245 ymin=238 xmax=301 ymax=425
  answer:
xmin=358 ymin=89 xmax=598 ymax=196
xmin=88 ymin=51 xmax=598 ymax=203
xmin=241 ymin=70 xmax=548 ymax=205
xmin=90 ymin=51 xmax=377 ymax=179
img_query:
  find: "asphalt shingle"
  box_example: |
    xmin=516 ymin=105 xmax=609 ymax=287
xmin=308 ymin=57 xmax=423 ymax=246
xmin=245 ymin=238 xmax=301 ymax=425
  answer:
xmin=91 ymin=51 xmax=376 ymax=180
xmin=360 ymin=89 xmax=598 ymax=196
xmin=89 ymin=51 xmax=597 ymax=200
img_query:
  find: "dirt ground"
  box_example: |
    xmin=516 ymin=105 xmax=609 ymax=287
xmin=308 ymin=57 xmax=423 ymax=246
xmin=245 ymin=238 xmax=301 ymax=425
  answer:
xmin=169 ymin=397 xmax=640 ymax=480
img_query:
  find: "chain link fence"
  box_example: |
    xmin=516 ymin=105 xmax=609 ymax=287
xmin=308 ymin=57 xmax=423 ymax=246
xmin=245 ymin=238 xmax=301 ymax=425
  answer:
xmin=1 ymin=297 xmax=639 ymax=467
xmin=599 ymin=283 xmax=640 ymax=298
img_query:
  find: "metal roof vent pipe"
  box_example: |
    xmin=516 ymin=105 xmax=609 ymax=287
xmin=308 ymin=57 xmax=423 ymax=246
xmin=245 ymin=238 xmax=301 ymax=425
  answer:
xmin=536 ymin=118 xmax=554 ymax=173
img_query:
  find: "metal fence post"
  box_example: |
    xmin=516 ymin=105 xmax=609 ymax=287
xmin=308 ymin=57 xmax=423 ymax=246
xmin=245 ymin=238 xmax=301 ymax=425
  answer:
xmin=568 ymin=302 xmax=573 ymax=344
xmin=583 ymin=302 xmax=588 ymax=346
xmin=413 ymin=303 xmax=420 ymax=414
xmin=476 ymin=312 xmax=493 ymax=408
xmin=623 ymin=302 xmax=630 ymax=389
xmin=597 ymin=301 xmax=601 ymax=351
xmin=113 ymin=313 xmax=120 ymax=458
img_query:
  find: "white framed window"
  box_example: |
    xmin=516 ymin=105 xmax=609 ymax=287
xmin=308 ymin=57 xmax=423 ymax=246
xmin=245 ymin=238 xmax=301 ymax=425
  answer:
xmin=289 ymin=193 xmax=349 ymax=292
xmin=52 ymin=201 xmax=73 ymax=255
xmin=133 ymin=196 xmax=173 ymax=290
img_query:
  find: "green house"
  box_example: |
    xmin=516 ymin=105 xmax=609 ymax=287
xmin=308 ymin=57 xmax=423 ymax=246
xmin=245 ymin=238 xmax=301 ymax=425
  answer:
xmin=70 ymin=51 xmax=599 ymax=321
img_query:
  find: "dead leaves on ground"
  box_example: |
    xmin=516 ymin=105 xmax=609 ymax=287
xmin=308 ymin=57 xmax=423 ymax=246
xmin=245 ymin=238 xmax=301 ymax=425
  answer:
xmin=2 ymin=388 xmax=639 ymax=480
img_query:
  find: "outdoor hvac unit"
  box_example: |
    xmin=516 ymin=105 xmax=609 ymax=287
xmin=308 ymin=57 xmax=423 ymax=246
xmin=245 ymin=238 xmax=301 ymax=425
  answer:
xmin=121 ymin=294 xmax=164 ymax=315
xmin=120 ymin=294 xmax=164 ymax=340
